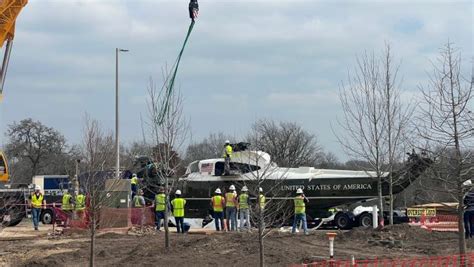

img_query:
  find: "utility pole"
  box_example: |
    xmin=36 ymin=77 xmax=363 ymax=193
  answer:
xmin=115 ymin=48 xmax=129 ymax=179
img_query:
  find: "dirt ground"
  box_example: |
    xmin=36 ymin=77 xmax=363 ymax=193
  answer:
xmin=0 ymin=221 xmax=472 ymax=267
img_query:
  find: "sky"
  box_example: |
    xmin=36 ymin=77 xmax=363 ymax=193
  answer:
xmin=0 ymin=0 xmax=472 ymax=161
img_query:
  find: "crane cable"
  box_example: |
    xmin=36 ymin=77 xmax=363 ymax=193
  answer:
xmin=157 ymin=1 xmax=198 ymax=125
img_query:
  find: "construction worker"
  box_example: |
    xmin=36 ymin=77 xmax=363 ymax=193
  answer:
xmin=463 ymin=181 xmax=474 ymax=238
xmin=75 ymin=190 xmax=86 ymax=220
xmin=211 ymin=188 xmax=225 ymax=231
xmin=225 ymin=184 xmax=238 ymax=231
xmin=62 ymin=189 xmax=74 ymax=212
xmin=171 ymin=190 xmax=186 ymax=233
xmin=258 ymin=187 xmax=266 ymax=211
xmin=222 ymin=140 xmax=232 ymax=175
xmin=30 ymin=185 xmax=46 ymax=231
xmin=133 ymin=189 xmax=145 ymax=208
xmin=154 ymin=187 xmax=167 ymax=231
xmin=239 ymin=186 xmax=251 ymax=232
xmin=292 ymin=188 xmax=309 ymax=235
xmin=131 ymin=173 xmax=138 ymax=199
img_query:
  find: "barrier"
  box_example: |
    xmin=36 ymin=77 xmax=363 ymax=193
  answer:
xmin=409 ymin=214 xmax=459 ymax=232
xmin=294 ymin=252 xmax=474 ymax=267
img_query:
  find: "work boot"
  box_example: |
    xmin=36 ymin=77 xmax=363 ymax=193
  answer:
xmin=34 ymin=227 xmax=38 ymax=231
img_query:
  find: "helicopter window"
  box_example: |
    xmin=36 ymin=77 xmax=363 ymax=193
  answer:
xmin=0 ymin=155 xmax=5 ymax=167
xmin=189 ymin=162 xmax=199 ymax=173
xmin=214 ymin=162 xmax=225 ymax=176
xmin=230 ymin=163 xmax=260 ymax=173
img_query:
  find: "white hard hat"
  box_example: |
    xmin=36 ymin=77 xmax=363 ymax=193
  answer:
xmin=242 ymin=186 xmax=248 ymax=192
xmin=229 ymin=185 xmax=235 ymax=190
xmin=35 ymin=185 xmax=41 ymax=191
xmin=259 ymin=187 xmax=263 ymax=192
xmin=296 ymin=188 xmax=304 ymax=194
xmin=225 ymin=140 xmax=230 ymax=144
xmin=215 ymin=188 xmax=222 ymax=194
xmin=132 ymin=173 xmax=137 ymax=177
xmin=463 ymin=179 xmax=472 ymax=187
xmin=175 ymin=189 xmax=182 ymax=195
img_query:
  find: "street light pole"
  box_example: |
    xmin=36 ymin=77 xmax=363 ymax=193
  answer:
xmin=115 ymin=48 xmax=128 ymax=179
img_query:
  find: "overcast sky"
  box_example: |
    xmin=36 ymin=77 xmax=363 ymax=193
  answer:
xmin=1 ymin=0 xmax=472 ymax=160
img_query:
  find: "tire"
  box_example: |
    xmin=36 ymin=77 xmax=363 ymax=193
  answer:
xmin=358 ymin=213 xmax=373 ymax=228
xmin=335 ymin=212 xmax=353 ymax=230
xmin=1 ymin=206 xmax=25 ymax=227
xmin=41 ymin=209 xmax=54 ymax=225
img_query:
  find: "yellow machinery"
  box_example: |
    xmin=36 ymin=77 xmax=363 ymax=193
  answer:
xmin=0 ymin=0 xmax=27 ymax=100
xmin=0 ymin=0 xmax=27 ymax=182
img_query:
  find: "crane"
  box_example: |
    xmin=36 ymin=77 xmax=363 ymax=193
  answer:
xmin=0 ymin=0 xmax=28 ymax=183
xmin=0 ymin=0 xmax=27 ymax=100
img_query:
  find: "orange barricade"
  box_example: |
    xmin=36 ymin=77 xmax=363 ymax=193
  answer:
xmin=294 ymin=253 xmax=474 ymax=267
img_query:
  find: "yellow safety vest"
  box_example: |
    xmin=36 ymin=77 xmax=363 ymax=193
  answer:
xmin=239 ymin=193 xmax=249 ymax=209
xmin=294 ymin=196 xmax=305 ymax=214
xmin=225 ymin=192 xmax=236 ymax=207
xmin=75 ymin=194 xmax=86 ymax=211
xmin=223 ymin=145 xmax=233 ymax=158
xmin=134 ymin=196 xmax=143 ymax=207
xmin=131 ymin=177 xmax=138 ymax=185
xmin=171 ymin=198 xmax=186 ymax=217
xmin=259 ymin=194 xmax=266 ymax=209
xmin=212 ymin=195 xmax=224 ymax=212
xmin=31 ymin=193 xmax=43 ymax=208
xmin=155 ymin=193 xmax=166 ymax=212
xmin=62 ymin=193 xmax=72 ymax=211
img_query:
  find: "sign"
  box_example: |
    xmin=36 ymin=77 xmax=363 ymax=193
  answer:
xmin=407 ymin=208 xmax=436 ymax=217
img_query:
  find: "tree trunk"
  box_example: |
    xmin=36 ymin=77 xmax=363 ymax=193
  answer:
xmin=377 ymin=177 xmax=384 ymax=227
xmin=389 ymin=173 xmax=394 ymax=225
xmin=258 ymin=213 xmax=265 ymax=267
xmin=458 ymin=195 xmax=467 ymax=263
xmin=89 ymin=216 xmax=95 ymax=267
xmin=164 ymin=177 xmax=170 ymax=249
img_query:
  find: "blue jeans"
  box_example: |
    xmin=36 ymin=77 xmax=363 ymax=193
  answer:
xmin=239 ymin=209 xmax=251 ymax=231
xmin=292 ymin=213 xmax=308 ymax=234
xmin=464 ymin=210 xmax=474 ymax=238
xmin=213 ymin=211 xmax=224 ymax=231
xmin=175 ymin=217 xmax=184 ymax=233
xmin=155 ymin=211 xmax=164 ymax=230
xmin=226 ymin=207 xmax=237 ymax=231
xmin=32 ymin=208 xmax=41 ymax=229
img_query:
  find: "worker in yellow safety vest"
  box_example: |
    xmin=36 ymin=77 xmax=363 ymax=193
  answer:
xmin=154 ymin=187 xmax=167 ymax=231
xmin=62 ymin=190 xmax=74 ymax=212
xmin=131 ymin=173 xmax=138 ymax=199
xmin=292 ymin=188 xmax=309 ymax=235
xmin=258 ymin=187 xmax=266 ymax=210
xmin=171 ymin=190 xmax=186 ymax=233
xmin=238 ymin=186 xmax=251 ymax=231
xmin=74 ymin=189 xmax=86 ymax=220
xmin=133 ymin=189 xmax=145 ymax=208
xmin=222 ymin=140 xmax=232 ymax=175
xmin=30 ymin=185 xmax=46 ymax=231
xmin=211 ymin=188 xmax=226 ymax=231
xmin=225 ymin=184 xmax=238 ymax=231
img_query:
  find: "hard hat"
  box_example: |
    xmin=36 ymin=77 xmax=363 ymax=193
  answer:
xmin=35 ymin=185 xmax=41 ymax=191
xmin=242 ymin=186 xmax=248 ymax=192
xmin=225 ymin=140 xmax=230 ymax=144
xmin=215 ymin=188 xmax=222 ymax=194
xmin=259 ymin=187 xmax=263 ymax=192
xmin=176 ymin=189 xmax=182 ymax=195
xmin=132 ymin=173 xmax=137 ymax=177
xmin=229 ymin=185 xmax=235 ymax=190
xmin=296 ymin=188 xmax=304 ymax=194
xmin=63 ymin=189 xmax=69 ymax=194
xmin=139 ymin=189 xmax=144 ymax=194
xmin=463 ymin=179 xmax=472 ymax=187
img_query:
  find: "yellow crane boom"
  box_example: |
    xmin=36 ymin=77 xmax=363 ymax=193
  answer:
xmin=0 ymin=0 xmax=27 ymax=99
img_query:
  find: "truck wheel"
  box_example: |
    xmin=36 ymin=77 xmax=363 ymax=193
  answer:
xmin=358 ymin=213 xmax=373 ymax=228
xmin=1 ymin=207 xmax=25 ymax=227
xmin=335 ymin=212 xmax=352 ymax=230
xmin=41 ymin=209 xmax=54 ymax=224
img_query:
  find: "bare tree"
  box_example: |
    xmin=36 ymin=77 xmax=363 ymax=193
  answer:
xmin=235 ymin=132 xmax=292 ymax=267
xmin=381 ymin=43 xmax=413 ymax=225
xmin=185 ymin=132 xmax=232 ymax=164
xmin=6 ymin=118 xmax=67 ymax=183
xmin=415 ymin=42 xmax=473 ymax=257
xmin=249 ymin=119 xmax=322 ymax=167
xmin=336 ymin=50 xmax=388 ymax=223
xmin=146 ymin=76 xmax=190 ymax=249
xmin=80 ymin=115 xmax=120 ymax=267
